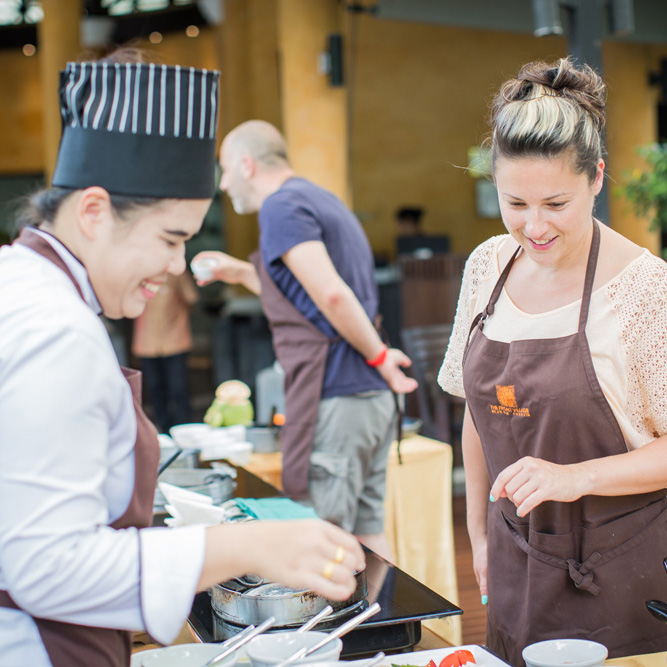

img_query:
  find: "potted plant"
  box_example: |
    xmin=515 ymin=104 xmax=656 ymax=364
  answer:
xmin=617 ymin=143 xmax=667 ymax=256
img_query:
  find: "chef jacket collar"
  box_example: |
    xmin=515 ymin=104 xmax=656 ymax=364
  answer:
xmin=31 ymin=228 xmax=102 ymax=314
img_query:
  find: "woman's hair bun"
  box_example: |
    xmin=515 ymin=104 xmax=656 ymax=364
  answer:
xmin=490 ymin=57 xmax=607 ymax=182
xmin=511 ymin=57 xmax=607 ymax=132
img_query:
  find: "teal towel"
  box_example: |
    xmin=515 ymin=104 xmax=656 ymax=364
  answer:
xmin=235 ymin=498 xmax=319 ymax=520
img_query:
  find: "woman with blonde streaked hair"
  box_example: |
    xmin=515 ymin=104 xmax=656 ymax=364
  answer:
xmin=439 ymin=57 xmax=667 ymax=664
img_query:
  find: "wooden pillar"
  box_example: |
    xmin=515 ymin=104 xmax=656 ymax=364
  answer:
xmin=37 ymin=0 xmax=81 ymax=185
xmin=276 ymin=0 xmax=350 ymax=205
xmin=218 ymin=0 xmax=281 ymax=260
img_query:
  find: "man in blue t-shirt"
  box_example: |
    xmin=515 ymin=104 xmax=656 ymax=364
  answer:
xmin=193 ymin=121 xmax=417 ymax=561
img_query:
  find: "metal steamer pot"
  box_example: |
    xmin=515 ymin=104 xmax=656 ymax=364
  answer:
xmin=210 ymin=568 xmax=368 ymax=629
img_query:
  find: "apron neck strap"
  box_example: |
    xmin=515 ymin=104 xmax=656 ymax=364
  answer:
xmin=470 ymin=243 xmax=521 ymax=337
xmin=577 ymin=220 xmax=601 ymax=333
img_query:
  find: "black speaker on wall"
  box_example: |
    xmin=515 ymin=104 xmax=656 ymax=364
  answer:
xmin=327 ymin=33 xmax=344 ymax=87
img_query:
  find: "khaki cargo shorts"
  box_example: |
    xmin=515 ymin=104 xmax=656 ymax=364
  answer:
xmin=303 ymin=390 xmax=396 ymax=535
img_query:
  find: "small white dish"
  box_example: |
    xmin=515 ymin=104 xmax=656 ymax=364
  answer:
xmin=159 ymin=481 xmax=214 ymax=506
xmin=191 ymin=257 xmax=220 ymax=282
xmin=166 ymin=495 xmax=226 ymax=525
xmin=522 ymin=639 xmax=608 ymax=667
xmin=137 ymin=643 xmax=237 ymax=667
xmin=169 ymin=423 xmax=213 ymax=448
xmin=246 ymin=631 xmax=342 ymax=667
xmin=200 ymin=441 xmax=253 ymax=465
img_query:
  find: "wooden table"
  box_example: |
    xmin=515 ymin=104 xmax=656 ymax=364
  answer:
xmin=607 ymin=653 xmax=667 ymax=667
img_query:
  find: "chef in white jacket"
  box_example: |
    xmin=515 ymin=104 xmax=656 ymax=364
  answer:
xmin=0 ymin=51 xmax=364 ymax=667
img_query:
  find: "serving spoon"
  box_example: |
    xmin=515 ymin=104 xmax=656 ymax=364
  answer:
xmin=296 ymin=605 xmax=334 ymax=633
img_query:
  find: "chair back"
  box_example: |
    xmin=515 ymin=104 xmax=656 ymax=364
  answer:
xmin=401 ymin=324 xmax=462 ymax=443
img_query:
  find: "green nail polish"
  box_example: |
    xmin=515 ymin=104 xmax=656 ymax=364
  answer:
xmin=481 ymin=594 xmax=488 ymax=605
xmin=489 ymin=493 xmax=495 ymax=502
xmin=516 ymin=509 xmax=520 ymax=517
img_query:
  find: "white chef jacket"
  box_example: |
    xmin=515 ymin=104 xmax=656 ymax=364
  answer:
xmin=0 ymin=231 xmax=206 ymax=666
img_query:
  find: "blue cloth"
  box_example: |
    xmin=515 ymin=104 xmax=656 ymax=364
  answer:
xmin=234 ymin=497 xmax=319 ymax=520
xmin=259 ymin=178 xmax=388 ymax=399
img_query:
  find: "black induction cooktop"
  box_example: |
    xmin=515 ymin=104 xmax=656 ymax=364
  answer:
xmin=185 ymin=466 xmax=461 ymax=658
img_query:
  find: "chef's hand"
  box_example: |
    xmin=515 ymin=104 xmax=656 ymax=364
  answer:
xmin=471 ymin=538 xmax=488 ymax=606
xmin=376 ymin=348 xmax=418 ymax=394
xmin=490 ymin=456 xmax=586 ymax=517
xmin=243 ymin=519 xmax=366 ymax=601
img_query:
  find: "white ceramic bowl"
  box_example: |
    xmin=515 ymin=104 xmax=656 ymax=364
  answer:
xmin=246 ymin=631 xmax=343 ymax=667
xmin=133 ymin=643 xmax=236 ymax=667
xmin=522 ymin=639 xmax=608 ymax=667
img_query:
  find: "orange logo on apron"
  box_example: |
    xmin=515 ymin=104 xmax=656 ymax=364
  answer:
xmin=490 ymin=384 xmax=530 ymax=417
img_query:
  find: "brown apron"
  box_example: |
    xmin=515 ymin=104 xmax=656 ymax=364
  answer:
xmin=250 ymin=251 xmax=335 ymax=500
xmin=462 ymin=222 xmax=667 ymax=666
xmin=0 ymin=227 xmax=160 ymax=667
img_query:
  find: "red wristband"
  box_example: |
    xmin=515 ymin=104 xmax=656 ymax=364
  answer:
xmin=366 ymin=345 xmax=388 ymax=367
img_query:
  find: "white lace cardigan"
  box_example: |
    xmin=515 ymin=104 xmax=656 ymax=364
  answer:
xmin=438 ymin=235 xmax=667 ymax=450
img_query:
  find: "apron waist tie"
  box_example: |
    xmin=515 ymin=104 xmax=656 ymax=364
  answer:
xmin=567 ymin=553 xmax=602 ymax=595
xmin=502 ymin=500 xmax=667 ymax=597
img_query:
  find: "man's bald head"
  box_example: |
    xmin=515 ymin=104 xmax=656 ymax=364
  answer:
xmin=224 ymin=120 xmax=290 ymax=170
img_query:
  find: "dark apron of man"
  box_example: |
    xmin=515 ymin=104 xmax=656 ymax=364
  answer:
xmin=250 ymin=251 xmax=336 ymax=500
xmin=0 ymin=228 xmax=160 ymax=667
xmin=463 ymin=222 xmax=667 ymax=666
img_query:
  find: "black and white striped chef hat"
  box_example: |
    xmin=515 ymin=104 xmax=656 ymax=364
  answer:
xmin=52 ymin=61 xmax=220 ymax=199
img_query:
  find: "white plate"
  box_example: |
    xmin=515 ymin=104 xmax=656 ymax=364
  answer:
xmin=383 ymin=645 xmax=510 ymax=667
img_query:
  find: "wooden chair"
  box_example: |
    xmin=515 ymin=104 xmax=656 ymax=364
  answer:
xmin=401 ymin=324 xmax=465 ymax=448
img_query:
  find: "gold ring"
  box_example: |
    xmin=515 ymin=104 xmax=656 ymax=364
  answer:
xmin=322 ymin=560 xmax=335 ymax=580
xmin=334 ymin=546 xmax=346 ymax=564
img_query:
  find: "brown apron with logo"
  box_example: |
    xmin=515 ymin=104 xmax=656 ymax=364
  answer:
xmin=462 ymin=222 xmax=667 ymax=666
xmin=250 ymin=251 xmax=336 ymax=500
xmin=0 ymin=227 xmax=160 ymax=667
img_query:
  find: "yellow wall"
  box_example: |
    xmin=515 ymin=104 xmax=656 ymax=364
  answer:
xmin=347 ymin=17 xmax=571 ymax=257
xmin=277 ymin=0 xmax=350 ymax=205
xmin=0 ymin=26 xmax=220 ymax=176
xmin=0 ymin=50 xmax=43 ymax=174
xmin=1 ymin=8 xmax=666 ymax=257
xmin=218 ymin=0 xmax=282 ymax=259
xmin=605 ymin=42 xmax=667 ymax=255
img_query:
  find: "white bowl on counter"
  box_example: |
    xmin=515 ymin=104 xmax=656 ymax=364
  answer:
xmin=246 ymin=631 xmax=343 ymax=667
xmin=132 ymin=643 xmax=236 ymax=667
xmin=522 ymin=639 xmax=608 ymax=667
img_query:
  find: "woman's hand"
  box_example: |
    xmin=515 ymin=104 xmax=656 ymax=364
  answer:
xmin=471 ymin=537 xmax=488 ymax=605
xmin=200 ymin=519 xmax=365 ymax=601
xmin=490 ymin=456 xmax=587 ymax=517
xmin=247 ymin=519 xmax=365 ymax=601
